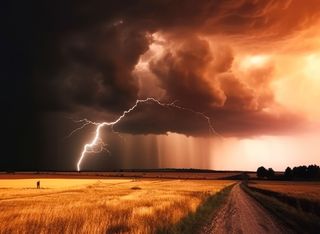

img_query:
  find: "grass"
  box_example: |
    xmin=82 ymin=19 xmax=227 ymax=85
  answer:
xmin=157 ymin=184 xmax=234 ymax=234
xmin=0 ymin=178 xmax=233 ymax=233
xmin=248 ymin=180 xmax=320 ymax=202
xmin=242 ymin=183 xmax=320 ymax=234
xmin=248 ymin=180 xmax=320 ymax=216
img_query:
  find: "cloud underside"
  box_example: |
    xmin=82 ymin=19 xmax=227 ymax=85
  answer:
xmin=33 ymin=0 xmax=320 ymax=136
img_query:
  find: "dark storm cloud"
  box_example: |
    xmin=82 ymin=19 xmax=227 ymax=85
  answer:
xmin=34 ymin=17 xmax=150 ymax=112
xmin=31 ymin=0 xmax=320 ymax=136
xmin=150 ymin=36 xmax=226 ymax=110
xmin=113 ymin=100 xmax=212 ymax=136
xmin=32 ymin=0 xmax=219 ymax=112
xmin=106 ymin=41 xmax=299 ymax=137
xmin=212 ymin=110 xmax=305 ymax=137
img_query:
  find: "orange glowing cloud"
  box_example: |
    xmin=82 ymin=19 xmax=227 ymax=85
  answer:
xmin=129 ymin=0 xmax=320 ymax=137
xmin=36 ymin=0 xmax=320 ymax=137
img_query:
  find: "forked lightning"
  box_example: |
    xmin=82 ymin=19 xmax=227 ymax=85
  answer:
xmin=70 ymin=98 xmax=219 ymax=171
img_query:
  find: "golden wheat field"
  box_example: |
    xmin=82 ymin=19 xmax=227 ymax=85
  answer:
xmin=0 ymin=176 xmax=233 ymax=233
xmin=249 ymin=181 xmax=320 ymax=202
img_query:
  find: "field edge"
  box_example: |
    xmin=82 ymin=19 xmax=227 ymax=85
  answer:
xmin=157 ymin=183 xmax=235 ymax=234
xmin=241 ymin=183 xmax=320 ymax=234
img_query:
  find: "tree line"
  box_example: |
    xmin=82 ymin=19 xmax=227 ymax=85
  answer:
xmin=257 ymin=164 xmax=320 ymax=180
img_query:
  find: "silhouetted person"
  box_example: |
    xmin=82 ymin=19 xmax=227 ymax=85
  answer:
xmin=36 ymin=181 xmax=40 ymax=189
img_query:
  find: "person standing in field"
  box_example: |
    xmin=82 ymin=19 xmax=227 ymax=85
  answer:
xmin=36 ymin=181 xmax=40 ymax=189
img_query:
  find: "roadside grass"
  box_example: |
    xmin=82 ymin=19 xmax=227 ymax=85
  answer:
xmin=157 ymin=184 xmax=234 ymax=234
xmin=248 ymin=184 xmax=320 ymax=216
xmin=242 ymin=183 xmax=320 ymax=234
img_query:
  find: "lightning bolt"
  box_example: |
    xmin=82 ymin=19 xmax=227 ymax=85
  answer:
xmin=72 ymin=98 xmax=220 ymax=171
xmin=65 ymin=118 xmax=100 ymax=139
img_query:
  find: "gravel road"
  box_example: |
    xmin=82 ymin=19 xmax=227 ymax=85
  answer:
xmin=202 ymin=183 xmax=288 ymax=234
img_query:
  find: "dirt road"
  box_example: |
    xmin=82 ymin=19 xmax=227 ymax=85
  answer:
xmin=202 ymin=183 xmax=287 ymax=234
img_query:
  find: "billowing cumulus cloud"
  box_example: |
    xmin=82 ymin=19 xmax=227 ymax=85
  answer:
xmin=150 ymin=36 xmax=226 ymax=109
xmin=31 ymin=0 xmax=320 ymax=137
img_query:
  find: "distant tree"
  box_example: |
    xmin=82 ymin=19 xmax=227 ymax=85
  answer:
xmin=284 ymin=167 xmax=292 ymax=179
xmin=267 ymin=168 xmax=275 ymax=179
xmin=292 ymin=167 xmax=298 ymax=178
xmin=307 ymin=165 xmax=320 ymax=179
xmin=257 ymin=166 xmax=268 ymax=178
xmin=260 ymin=164 xmax=320 ymax=181
xmin=288 ymin=165 xmax=320 ymax=180
xmin=293 ymin=166 xmax=308 ymax=179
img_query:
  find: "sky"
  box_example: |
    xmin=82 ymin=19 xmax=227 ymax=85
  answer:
xmin=3 ymin=0 xmax=320 ymax=171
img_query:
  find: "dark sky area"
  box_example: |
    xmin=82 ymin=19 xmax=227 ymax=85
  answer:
xmin=2 ymin=1 xmax=320 ymax=171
